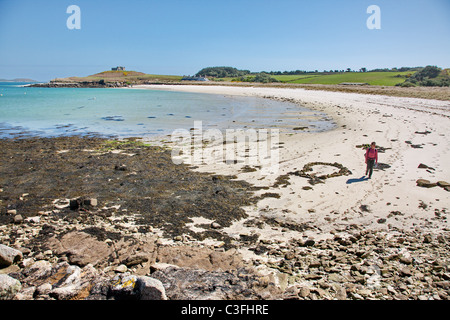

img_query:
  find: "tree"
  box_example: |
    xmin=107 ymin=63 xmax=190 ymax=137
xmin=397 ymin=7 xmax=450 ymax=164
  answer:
xmin=360 ymin=67 xmax=367 ymax=73
xmin=195 ymin=67 xmax=250 ymax=78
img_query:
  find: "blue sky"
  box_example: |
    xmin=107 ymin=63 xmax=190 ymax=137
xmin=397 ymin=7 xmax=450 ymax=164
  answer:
xmin=0 ymin=0 xmax=449 ymax=81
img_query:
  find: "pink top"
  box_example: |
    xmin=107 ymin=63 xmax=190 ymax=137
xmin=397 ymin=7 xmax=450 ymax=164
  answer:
xmin=365 ymin=148 xmax=378 ymax=162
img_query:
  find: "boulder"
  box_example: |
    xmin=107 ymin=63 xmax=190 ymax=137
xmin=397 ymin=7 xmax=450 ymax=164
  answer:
xmin=0 ymin=244 xmax=23 ymax=267
xmin=135 ymin=276 xmax=167 ymax=300
xmin=108 ymin=274 xmax=167 ymax=300
xmin=0 ymin=274 xmax=22 ymax=300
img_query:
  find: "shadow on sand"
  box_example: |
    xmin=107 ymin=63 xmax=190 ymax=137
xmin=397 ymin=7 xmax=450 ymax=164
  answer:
xmin=346 ymin=176 xmax=369 ymax=184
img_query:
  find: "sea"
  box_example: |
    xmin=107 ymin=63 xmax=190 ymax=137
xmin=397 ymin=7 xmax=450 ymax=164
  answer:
xmin=0 ymin=82 xmax=335 ymax=139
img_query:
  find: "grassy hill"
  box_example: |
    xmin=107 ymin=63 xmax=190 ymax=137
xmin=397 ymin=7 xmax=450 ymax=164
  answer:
xmin=52 ymin=70 xmax=182 ymax=84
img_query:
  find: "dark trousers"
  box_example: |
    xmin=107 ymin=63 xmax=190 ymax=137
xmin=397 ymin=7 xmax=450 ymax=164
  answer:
xmin=366 ymin=159 xmax=375 ymax=178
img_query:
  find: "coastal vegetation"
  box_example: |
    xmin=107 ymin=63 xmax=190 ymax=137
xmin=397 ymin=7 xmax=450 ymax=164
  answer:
xmin=195 ymin=66 xmax=449 ymax=87
xmin=396 ymin=66 xmax=450 ymax=87
xmin=195 ymin=67 xmax=250 ymax=78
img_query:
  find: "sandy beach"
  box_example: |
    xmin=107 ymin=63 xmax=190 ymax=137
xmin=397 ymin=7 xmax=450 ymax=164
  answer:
xmin=136 ymin=84 xmax=450 ymax=244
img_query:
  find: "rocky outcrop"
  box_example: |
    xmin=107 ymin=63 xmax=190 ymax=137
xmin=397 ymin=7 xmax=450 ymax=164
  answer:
xmin=151 ymin=265 xmax=281 ymax=300
xmin=46 ymin=231 xmax=113 ymax=267
xmin=30 ymin=81 xmax=128 ymax=88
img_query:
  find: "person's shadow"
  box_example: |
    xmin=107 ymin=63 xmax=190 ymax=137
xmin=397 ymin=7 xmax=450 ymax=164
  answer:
xmin=346 ymin=176 xmax=369 ymax=184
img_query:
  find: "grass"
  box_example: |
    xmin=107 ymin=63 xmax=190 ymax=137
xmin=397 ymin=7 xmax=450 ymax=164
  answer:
xmin=272 ymin=71 xmax=413 ymax=86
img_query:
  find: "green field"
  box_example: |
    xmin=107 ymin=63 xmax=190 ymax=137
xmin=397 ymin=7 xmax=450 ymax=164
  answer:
xmin=271 ymin=71 xmax=414 ymax=86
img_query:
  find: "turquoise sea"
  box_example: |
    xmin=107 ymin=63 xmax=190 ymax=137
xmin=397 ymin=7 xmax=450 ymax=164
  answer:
xmin=0 ymin=82 xmax=335 ymax=139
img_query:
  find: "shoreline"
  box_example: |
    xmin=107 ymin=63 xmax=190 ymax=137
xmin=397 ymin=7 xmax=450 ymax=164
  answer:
xmin=30 ymin=81 xmax=450 ymax=101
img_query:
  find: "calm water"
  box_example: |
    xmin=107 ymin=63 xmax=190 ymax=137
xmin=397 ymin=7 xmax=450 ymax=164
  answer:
xmin=0 ymin=82 xmax=335 ymax=139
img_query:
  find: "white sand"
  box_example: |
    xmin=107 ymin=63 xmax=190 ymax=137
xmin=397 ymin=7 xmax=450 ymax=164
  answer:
xmin=135 ymin=84 xmax=450 ymax=244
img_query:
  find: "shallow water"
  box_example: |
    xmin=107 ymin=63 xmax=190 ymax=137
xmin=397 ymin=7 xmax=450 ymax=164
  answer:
xmin=0 ymin=82 xmax=335 ymax=139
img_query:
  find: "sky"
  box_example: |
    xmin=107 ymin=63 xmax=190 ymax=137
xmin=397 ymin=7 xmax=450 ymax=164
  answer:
xmin=0 ymin=0 xmax=449 ymax=81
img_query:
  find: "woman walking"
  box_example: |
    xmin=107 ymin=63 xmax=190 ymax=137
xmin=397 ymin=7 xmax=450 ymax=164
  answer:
xmin=365 ymin=142 xmax=378 ymax=179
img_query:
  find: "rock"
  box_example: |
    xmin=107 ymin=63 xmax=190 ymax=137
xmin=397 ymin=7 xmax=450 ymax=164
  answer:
xmin=309 ymin=260 xmax=321 ymax=268
xmin=122 ymin=254 xmax=148 ymax=267
xmin=298 ymin=286 xmax=310 ymax=298
xmin=21 ymin=260 xmax=53 ymax=281
xmin=150 ymin=263 xmax=180 ymax=273
xmin=47 ymin=231 xmax=113 ymax=267
xmin=423 ymin=234 xmax=433 ymax=244
xmin=0 ymin=244 xmax=23 ymax=267
xmin=13 ymin=214 xmax=23 ymax=224
xmin=6 ymin=209 xmax=17 ymax=215
xmin=283 ymin=286 xmax=299 ymax=300
xmin=284 ymin=252 xmax=295 ymax=260
xmin=135 ymin=276 xmax=167 ymax=300
xmin=83 ymin=198 xmax=98 ymax=207
xmin=211 ymin=222 xmax=221 ymax=229
xmin=114 ymin=265 xmax=128 ymax=273
xmin=399 ymin=267 xmax=413 ymax=277
xmin=399 ymin=255 xmax=413 ymax=265
xmin=109 ymin=274 xmax=139 ymax=299
xmin=418 ymin=163 xmax=435 ymax=170
xmin=108 ymin=274 xmax=167 ymax=300
xmin=25 ymin=216 xmax=40 ymax=224
xmin=301 ymin=239 xmax=315 ymax=247
xmin=0 ymin=265 xmax=20 ymax=275
xmin=416 ymin=179 xmax=437 ymax=188
xmin=0 ymin=274 xmax=22 ymax=300
xmin=333 ymin=284 xmax=347 ymax=300
xmin=328 ymin=273 xmax=347 ymax=283
xmin=48 ymin=264 xmax=99 ymax=300
xmin=437 ymin=181 xmax=450 ymax=187
xmin=36 ymin=283 xmax=52 ymax=296
xmin=114 ymin=164 xmax=127 ymax=171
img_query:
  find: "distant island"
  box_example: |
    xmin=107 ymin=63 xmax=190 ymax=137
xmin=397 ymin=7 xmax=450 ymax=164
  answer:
xmin=0 ymin=78 xmax=38 ymax=82
xmin=31 ymin=68 xmax=183 ymax=88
